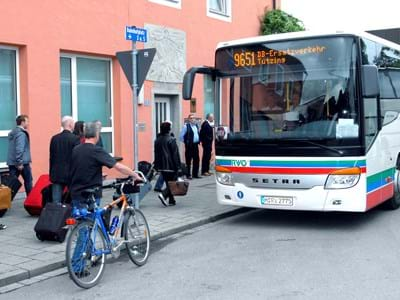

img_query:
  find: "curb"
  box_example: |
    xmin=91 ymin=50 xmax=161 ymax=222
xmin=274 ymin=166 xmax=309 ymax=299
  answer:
xmin=0 ymin=207 xmax=251 ymax=289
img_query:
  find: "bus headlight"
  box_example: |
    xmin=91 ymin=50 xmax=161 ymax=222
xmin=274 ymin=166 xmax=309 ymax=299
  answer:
xmin=215 ymin=166 xmax=234 ymax=186
xmin=325 ymin=167 xmax=361 ymax=189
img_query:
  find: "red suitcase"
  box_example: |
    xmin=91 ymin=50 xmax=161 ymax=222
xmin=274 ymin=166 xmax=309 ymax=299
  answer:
xmin=24 ymin=174 xmax=51 ymax=216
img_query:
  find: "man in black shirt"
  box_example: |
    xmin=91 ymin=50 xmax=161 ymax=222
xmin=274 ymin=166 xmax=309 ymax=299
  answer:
xmin=69 ymin=122 xmax=141 ymax=208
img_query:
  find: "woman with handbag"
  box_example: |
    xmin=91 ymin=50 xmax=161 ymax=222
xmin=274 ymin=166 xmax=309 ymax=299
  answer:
xmin=154 ymin=122 xmax=182 ymax=206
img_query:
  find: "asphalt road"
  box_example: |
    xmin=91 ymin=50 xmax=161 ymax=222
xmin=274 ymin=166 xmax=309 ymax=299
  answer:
xmin=3 ymin=207 xmax=400 ymax=299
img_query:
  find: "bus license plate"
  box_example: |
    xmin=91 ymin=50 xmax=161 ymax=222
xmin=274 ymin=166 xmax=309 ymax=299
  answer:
xmin=260 ymin=196 xmax=293 ymax=206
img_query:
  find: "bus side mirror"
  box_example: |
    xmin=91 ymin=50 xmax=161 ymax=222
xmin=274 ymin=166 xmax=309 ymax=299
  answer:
xmin=361 ymin=65 xmax=379 ymax=98
xmin=182 ymin=66 xmax=216 ymax=100
xmin=182 ymin=69 xmax=196 ymax=100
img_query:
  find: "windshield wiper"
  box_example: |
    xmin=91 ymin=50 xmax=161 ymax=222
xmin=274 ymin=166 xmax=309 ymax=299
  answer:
xmin=290 ymin=139 xmax=344 ymax=156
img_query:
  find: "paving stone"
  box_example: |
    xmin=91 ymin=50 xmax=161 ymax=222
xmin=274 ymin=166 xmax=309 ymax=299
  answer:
xmin=0 ymin=254 xmax=32 ymax=266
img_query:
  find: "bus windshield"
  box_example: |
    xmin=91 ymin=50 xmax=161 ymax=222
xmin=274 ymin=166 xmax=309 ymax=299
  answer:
xmin=215 ymin=36 xmax=361 ymax=156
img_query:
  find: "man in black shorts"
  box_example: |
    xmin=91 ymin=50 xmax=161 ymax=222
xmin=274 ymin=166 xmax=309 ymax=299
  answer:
xmin=69 ymin=122 xmax=141 ymax=209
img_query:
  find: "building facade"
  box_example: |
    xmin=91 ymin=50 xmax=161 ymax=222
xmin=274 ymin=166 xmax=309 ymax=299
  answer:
xmin=0 ymin=0 xmax=277 ymax=180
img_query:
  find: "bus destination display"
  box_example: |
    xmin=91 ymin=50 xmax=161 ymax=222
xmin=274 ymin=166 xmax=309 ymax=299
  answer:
xmin=232 ymin=45 xmax=327 ymax=68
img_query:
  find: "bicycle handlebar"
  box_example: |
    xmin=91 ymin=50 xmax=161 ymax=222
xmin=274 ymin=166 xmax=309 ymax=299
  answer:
xmin=102 ymin=170 xmax=147 ymax=190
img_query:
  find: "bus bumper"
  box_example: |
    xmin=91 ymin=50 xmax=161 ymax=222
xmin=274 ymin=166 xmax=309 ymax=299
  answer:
xmin=216 ymin=180 xmax=367 ymax=212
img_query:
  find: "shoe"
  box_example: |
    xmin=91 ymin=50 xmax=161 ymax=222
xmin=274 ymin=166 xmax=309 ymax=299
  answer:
xmin=187 ymin=176 xmax=193 ymax=180
xmin=158 ymin=193 xmax=168 ymax=207
xmin=201 ymin=172 xmax=211 ymax=176
xmin=154 ymin=188 xmax=162 ymax=192
xmin=0 ymin=224 xmax=6 ymax=230
xmin=193 ymin=175 xmax=202 ymax=179
xmin=168 ymin=201 xmax=176 ymax=206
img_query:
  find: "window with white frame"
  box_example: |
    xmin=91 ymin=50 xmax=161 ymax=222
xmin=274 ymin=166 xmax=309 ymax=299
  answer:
xmin=0 ymin=46 xmax=19 ymax=168
xmin=60 ymin=55 xmax=114 ymax=153
xmin=207 ymin=0 xmax=231 ymax=21
xmin=148 ymin=0 xmax=181 ymax=9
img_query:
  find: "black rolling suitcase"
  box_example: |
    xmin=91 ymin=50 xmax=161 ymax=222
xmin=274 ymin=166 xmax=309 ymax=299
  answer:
xmin=34 ymin=203 xmax=71 ymax=243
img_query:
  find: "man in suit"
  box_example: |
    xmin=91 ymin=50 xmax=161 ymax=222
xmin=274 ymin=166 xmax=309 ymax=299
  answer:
xmin=49 ymin=116 xmax=80 ymax=203
xmin=200 ymin=113 xmax=214 ymax=176
xmin=179 ymin=113 xmax=201 ymax=179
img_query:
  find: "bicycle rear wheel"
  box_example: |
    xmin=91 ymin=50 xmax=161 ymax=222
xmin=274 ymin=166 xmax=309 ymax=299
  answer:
xmin=66 ymin=220 xmax=107 ymax=289
xmin=124 ymin=208 xmax=150 ymax=266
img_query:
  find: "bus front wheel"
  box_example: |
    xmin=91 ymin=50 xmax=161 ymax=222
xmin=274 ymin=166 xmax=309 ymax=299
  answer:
xmin=382 ymin=168 xmax=400 ymax=210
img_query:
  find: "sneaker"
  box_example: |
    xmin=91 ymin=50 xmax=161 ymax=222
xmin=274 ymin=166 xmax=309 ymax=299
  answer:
xmin=0 ymin=224 xmax=6 ymax=230
xmin=158 ymin=193 xmax=168 ymax=207
xmin=168 ymin=200 xmax=176 ymax=206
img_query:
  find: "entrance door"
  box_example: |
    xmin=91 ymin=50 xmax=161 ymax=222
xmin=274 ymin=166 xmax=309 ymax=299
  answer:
xmin=154 ymin=96 xmax=171 ymax=139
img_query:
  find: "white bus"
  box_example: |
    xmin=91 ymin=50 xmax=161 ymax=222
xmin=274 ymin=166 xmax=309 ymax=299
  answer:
xmin=183 ymin=31 xmax=400 ymax=212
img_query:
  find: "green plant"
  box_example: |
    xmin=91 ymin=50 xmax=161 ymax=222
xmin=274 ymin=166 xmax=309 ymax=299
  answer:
xmin=260 ymin=9 xmax=305 ymax=35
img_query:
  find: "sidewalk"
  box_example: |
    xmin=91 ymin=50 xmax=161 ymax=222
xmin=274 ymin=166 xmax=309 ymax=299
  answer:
xmin=0 ymin=175 xmax=247 ymax=288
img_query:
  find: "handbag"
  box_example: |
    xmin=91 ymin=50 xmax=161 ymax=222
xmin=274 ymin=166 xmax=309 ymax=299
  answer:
xmin=167 ymin=178 xmax=189 ymax=196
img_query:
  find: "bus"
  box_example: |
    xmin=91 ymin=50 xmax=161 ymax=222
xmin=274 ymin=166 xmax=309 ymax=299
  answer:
xmin=182 ymin=31 xmax=400 ymax=212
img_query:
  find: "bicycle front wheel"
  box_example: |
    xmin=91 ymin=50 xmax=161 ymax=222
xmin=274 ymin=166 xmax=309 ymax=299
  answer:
xmin=66 ymin=220 xmax=107 ymax=289
xmin=124 ymin=208 xmax=150 ymax=266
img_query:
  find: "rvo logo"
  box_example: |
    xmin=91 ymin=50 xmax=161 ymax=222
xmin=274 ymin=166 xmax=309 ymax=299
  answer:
xmin=232 ymin=160 xmax=248 ymax=167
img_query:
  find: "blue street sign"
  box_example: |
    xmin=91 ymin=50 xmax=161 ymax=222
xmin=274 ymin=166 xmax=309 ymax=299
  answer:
xmin=125 ymin=26 xmax=147 ymax=42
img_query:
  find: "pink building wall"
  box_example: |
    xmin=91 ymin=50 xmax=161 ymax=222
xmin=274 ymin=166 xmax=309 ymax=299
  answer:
xmin=0 ymin=0 xmax=276 ymax=180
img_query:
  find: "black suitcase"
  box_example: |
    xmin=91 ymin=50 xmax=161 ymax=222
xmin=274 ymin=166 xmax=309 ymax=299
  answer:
xmin=34 ymin=203 xmax=72 ymax=243
xmin=1 ymin=175 xmax=22 ymax=200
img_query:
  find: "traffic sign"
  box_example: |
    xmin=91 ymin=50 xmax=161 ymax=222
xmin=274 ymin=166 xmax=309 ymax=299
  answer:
xmin=125 ymin=26 xmax=147 ymax=42
xmin=116 ymin=48 xmax=156 ymax=95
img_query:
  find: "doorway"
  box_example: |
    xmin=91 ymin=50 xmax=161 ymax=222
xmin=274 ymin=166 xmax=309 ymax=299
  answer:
xmin=154 ymin=96 xmax=171 ymax=139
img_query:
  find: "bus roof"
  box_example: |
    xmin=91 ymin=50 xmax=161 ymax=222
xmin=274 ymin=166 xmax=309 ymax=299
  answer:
xmin=216 ymin=30 xmax=400 ymax=52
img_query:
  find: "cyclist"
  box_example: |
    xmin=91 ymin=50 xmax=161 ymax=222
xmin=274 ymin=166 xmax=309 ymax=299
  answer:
xmin=69 ymin=121 xmax=142 ymax=209
xmin=69 ymin=121 xmax=142 ymax=277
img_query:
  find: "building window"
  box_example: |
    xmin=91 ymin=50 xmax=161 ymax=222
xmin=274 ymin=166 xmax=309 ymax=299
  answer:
xmin=207 ymin=0 xmax=231 ymax=21
xmin=0 ymin=46 xmax=19 ymax=168
xmin=148 ymin=0 xmax=181 ymax=9
xmin=60 ymin=55 xmax=114 ymax=153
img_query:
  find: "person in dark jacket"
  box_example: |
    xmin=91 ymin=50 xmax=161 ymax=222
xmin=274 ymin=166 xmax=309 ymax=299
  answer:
xmin=200 ymin=113 xmax=214 ymax=176
xmin=154 ymin=122 xmax=182 ymax=207
xmin=179 ymin=113 xmax=200 ymax=179
xmin=49 ymin=116 xmax=80 ymax=203
xmin=154 ymin=120 xmax=174 ymax=192
xmin=7 ymin=114 xmax=32 ymax=195
xmin=73 ymin=121 xmax=85 ymax=143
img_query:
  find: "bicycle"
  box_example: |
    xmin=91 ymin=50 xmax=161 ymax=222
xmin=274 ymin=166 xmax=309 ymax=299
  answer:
xmin=65 ymin=173 xmax=151 ymax=289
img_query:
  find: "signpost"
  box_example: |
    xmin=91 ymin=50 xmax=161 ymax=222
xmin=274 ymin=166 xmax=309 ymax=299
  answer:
xmin=117 ymin=26 xmax=155 ymax=208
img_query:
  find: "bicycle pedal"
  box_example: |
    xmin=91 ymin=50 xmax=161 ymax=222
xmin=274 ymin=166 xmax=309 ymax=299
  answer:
xmin=111 ymin=248 xmax=120 ymax=259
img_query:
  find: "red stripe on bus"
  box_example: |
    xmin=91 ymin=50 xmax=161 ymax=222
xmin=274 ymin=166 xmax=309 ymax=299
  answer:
xmin=226 ymin=166 xmax=367 ymax=175
xmin=366 ymin=183 xmax=394 ymax=210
